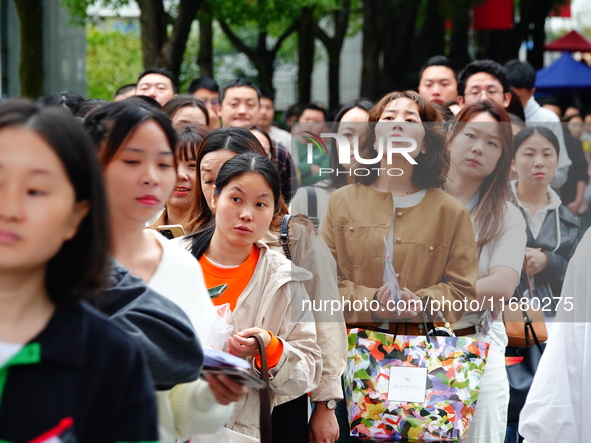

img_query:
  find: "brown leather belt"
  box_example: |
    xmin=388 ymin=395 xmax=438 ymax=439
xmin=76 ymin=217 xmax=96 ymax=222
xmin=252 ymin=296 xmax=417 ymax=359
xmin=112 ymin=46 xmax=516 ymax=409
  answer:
xmin=400 ymin=324 xmax=477 ymax=336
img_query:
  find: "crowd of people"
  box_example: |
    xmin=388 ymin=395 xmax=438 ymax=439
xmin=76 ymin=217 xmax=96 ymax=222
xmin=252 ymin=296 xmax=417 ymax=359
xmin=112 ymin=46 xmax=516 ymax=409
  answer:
xmin=1 ymin=53 xmax=590 ymax=443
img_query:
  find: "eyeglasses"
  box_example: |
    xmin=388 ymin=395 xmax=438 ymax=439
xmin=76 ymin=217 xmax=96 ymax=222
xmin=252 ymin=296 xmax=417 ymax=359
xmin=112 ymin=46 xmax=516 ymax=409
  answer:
xmin=198 ymin=98 xmax=220 ymax=107
xmin=466 ymin=88 xmax=502 ymax=99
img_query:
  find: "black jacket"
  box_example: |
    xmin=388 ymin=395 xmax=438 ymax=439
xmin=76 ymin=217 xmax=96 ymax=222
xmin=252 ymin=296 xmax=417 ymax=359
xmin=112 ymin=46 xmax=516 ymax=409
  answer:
xmin=515 ymin=204 xmax=580 ymax=313
xmin=0 ymin=301 xmax=158 ymax=442
xmin=86 ymin=260 xmax=203 ymax=390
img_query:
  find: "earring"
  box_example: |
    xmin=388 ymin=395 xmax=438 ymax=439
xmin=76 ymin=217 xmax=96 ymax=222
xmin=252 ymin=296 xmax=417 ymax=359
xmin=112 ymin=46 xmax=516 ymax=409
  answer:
xmin=421 ymin=149 xmax=427 ymax=154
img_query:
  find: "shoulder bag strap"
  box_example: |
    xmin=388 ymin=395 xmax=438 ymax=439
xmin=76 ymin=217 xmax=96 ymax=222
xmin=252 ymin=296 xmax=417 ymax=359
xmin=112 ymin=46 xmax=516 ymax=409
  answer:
xmin=305 ymin=186 xmax=320 ymax=227
xmin=249 ymin=334 xmax=272 ymax=443
xmin=279 ymin=214 xmax=292 ymax=260
xmin=522 ymin=260 xmax=544 ymax=352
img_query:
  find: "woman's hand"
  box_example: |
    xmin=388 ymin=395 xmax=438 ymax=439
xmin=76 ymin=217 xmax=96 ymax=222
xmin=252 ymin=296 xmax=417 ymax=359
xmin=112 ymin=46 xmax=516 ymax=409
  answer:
xmin=372 ymin=285 xmax=421 ymax=320
xmin=204 ymin=373 xmax=249 ymax=405
xmin=227 ymin=327 xmax=271 ymax=359
xmin=524 ymin=247 xmax=548 ymax=276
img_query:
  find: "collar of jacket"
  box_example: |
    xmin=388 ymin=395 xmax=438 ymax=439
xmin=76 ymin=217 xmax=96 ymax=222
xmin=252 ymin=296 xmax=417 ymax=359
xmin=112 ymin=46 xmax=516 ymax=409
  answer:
xmin=27 ymin=301 xmax=90 ymax=369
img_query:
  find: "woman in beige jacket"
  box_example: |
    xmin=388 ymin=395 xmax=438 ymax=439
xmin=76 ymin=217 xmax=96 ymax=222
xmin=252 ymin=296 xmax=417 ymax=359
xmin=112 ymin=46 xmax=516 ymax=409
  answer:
xmin=320 ymin=91 xmax=479 ymax=442
xmin=184 ymin=152 xmax=322 ymax=440
xmin=321 ymin=91 xmax=478 ymax=328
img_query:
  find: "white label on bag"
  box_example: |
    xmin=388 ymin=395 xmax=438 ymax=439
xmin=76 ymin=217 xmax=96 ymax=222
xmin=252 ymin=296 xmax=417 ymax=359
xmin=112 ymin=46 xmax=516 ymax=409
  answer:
xmin=388 ymin=366 xmax=427 ymax=403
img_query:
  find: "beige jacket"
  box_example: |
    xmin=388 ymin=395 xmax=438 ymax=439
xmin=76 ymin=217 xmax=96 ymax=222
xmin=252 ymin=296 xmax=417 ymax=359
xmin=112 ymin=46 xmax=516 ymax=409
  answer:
xmin=222 ymin=242 xmax=322 ymax=439
xmin=264 ymin=219 xmax=347 ymax=403
xmin=320 ymin=184 xmax=478 ymax=325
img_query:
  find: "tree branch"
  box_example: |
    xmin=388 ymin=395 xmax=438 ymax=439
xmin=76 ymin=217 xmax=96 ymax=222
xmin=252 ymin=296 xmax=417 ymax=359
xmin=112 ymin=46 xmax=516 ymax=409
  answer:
xmin=314 ymin=0 xmax=351 ymax=51
xmin=163 ymin=0 xmax=202 ymax=77
xmin=334 ymin=0 xmax=351 ymax=43
xmin=314 ymin=22 xmax=330 ymax=47
xmin=218 ymin=20 xmax=258 ymax=61
xmin=271 ymin=19 xmax=300 ymax=55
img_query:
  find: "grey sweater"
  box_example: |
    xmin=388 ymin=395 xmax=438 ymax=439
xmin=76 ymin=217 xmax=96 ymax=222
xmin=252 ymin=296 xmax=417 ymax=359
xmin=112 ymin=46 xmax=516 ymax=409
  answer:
xmin=86 ymin=260 xmax=203 ymax=390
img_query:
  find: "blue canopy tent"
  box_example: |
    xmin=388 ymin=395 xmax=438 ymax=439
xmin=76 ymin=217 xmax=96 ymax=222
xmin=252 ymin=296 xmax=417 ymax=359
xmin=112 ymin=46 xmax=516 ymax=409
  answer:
xmin=535 ymin=52 xmax=591 ymax=92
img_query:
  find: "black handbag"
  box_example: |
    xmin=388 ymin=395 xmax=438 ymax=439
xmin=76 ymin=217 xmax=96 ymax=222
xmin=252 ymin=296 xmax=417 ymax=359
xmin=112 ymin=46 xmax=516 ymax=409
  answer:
xmin=506 ymin=315 xmax=546 ymax=426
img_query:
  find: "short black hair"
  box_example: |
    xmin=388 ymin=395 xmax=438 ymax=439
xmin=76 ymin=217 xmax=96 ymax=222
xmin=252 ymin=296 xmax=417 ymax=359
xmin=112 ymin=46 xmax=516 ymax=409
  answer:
xmin=418 ymin=55 xmax=458 ymax=83
xmin=0 ymin=99 xmax=110 ymax=302
xmin=188 ymin=77 xmax=219 ymax=94
xmin=259 ymin=87 xmax=275 ymax=102
xmin=219 ymin=79 xmax=261 ymax=104
xmin=138 ymin=68 xmax=178 ymax=93
xmin=504 ymin=60 xmax=536 ymax=90
xmin=457 ymin=60 xmax=510 ymax=97
xmin=298 ymin=103 xmax=328 ymax=122
xmin=285 ymin=103 xmax=303 ymax=120
xmin=114 ymin=83 xmax=136 ymax=98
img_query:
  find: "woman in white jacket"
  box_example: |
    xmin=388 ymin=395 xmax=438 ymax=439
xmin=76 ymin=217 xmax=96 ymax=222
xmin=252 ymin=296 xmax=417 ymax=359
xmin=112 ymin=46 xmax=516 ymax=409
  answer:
xmin=84 ymin=100 xmax=245 ymax=442
xmin=185 ymin=152 xmax=322 ymax=440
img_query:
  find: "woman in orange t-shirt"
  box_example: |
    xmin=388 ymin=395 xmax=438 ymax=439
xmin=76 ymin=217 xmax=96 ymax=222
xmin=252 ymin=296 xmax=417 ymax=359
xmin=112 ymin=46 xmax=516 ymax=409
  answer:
xmin=185 ymin=152 xmax=321 ymax=441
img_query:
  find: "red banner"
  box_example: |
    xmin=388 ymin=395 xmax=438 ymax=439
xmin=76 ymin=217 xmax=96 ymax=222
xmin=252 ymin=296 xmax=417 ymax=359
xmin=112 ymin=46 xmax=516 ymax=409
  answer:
xmin=551 ymin=4 xmax=571 ymax=18
xmin=472 ymin=0 xmax=514 ymax=30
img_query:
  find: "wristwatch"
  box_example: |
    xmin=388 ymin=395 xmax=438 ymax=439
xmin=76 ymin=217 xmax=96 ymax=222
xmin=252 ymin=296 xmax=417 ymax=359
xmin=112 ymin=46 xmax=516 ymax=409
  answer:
xmin=324 ymin=399 xmax=338 ymax=410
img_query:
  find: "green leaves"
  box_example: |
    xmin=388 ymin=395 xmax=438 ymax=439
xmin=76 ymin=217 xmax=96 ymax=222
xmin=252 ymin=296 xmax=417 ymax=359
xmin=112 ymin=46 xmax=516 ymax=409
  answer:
xmin=61 ymin=0 xmax=132 ymax=25
xmin=86 ymin=25 xmax=142 ymax=99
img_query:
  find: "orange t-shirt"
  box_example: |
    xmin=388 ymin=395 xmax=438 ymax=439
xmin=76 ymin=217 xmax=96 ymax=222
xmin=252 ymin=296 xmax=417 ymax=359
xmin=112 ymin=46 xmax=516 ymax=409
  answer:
xmin=199 ymin=245 xmax=283 ymax=368
xmin=199 ymin=245 xmax=260 ymax=311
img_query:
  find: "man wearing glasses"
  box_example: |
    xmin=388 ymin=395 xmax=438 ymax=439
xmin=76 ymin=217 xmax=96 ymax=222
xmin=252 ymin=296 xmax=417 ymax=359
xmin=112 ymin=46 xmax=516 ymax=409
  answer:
xmin=189 ymin=77 xmax=221 ymax=129
xmin=457 ymin=59 xmax=512 ymax=108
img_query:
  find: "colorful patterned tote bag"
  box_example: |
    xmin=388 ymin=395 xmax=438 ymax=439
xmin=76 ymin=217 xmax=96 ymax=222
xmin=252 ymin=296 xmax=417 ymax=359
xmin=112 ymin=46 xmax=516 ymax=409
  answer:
xmin=344 ymin=328 xmax=489 ymax=441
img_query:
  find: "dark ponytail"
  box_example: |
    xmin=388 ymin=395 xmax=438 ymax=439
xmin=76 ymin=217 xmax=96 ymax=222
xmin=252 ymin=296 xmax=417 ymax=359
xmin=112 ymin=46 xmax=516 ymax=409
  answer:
xmin=188 ymin=221 xmax=216 ymax=259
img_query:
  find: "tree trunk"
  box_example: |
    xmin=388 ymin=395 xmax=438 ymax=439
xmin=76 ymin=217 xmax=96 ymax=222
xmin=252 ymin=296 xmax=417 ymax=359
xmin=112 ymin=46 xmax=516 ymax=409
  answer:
xmin=297 ymin=7 xmax=315 ymax=103
xmin=197 ymin=2 xmax=214 ymax=78
xmin=448 ymin=16 xmax=471 ymax=69
xmin=360 ymin=0 xmax=383 ymax=101
xmin=414 ymin=0 xmax=445 ymax=70
xmin=219 ymin=20 xmax=296 ymax=93
xmin=527 ymin=0 xmax=553 ymax=69
xmin=326 ymin=41 xmax=341 ymax=112
xmin=14 ymin=0 xmax=44 ymax=98
xmin=315 ymin=0 xmax=351 ymax=112
xmin=136 ymin=0 xmax=168 ymax=68
xmin=254 ymin=33 xmax=276 ymax=91
xmin=161 ymin=0 xmax=201 ymax=81
xmin=382 ymin=0 xmax=420 ymax=92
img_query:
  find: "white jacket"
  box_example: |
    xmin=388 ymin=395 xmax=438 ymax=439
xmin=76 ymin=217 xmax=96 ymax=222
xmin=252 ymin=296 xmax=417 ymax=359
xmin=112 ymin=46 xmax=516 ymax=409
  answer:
xmin=223 ymin=243 xmax=322 ymax=439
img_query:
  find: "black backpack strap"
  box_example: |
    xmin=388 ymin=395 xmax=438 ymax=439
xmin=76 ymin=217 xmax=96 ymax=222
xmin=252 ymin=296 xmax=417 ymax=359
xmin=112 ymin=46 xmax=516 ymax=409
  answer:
xmin=279 ymin=215 xmax=292 ymax=260
xmin=304 ymin=186 xmax=319 ymax=227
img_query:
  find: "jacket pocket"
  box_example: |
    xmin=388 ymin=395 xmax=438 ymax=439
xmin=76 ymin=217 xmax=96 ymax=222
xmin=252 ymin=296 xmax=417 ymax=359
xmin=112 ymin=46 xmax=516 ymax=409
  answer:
xmin=408 ymin=242 xmax=447 ymax=289
xmin=334 ymin=225 xmax=374 ymax=269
